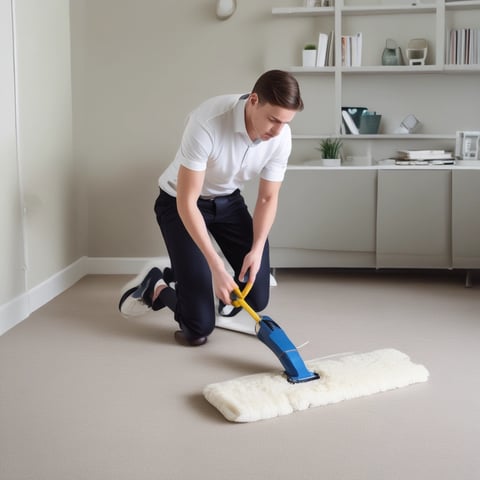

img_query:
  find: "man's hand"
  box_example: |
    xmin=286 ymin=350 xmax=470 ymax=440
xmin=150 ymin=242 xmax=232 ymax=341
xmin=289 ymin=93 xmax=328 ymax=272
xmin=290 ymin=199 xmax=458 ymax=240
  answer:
xmin=239 ymin=249 xmax=263 ymax=287
xmin=211 ymin=265 xmax=238 ymax=306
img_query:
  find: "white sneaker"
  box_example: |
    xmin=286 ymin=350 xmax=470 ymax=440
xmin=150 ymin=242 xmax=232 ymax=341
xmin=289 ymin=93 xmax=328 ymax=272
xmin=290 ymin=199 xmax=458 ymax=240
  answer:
xmin=118 ymin=264 xmax=163 ymax=318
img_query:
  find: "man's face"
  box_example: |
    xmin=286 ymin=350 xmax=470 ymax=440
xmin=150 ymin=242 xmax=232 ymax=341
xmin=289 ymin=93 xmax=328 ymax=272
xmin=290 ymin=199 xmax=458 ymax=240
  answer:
xmin=246 ymin=94 xmax=297 ymax=142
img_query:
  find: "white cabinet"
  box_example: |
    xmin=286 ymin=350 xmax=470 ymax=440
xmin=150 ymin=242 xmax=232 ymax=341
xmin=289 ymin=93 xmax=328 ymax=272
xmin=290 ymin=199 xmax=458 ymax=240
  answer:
xmin=376 ymin=169 xmax=452 ymax=268
xmin=244 ymin=166 xmax=480 ymax=270
xmin=452 ymin=169 xmax=480 ymax=268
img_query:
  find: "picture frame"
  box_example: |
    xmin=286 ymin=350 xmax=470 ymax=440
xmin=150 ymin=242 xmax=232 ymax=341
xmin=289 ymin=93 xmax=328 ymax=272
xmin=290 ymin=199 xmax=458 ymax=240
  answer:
xmin=455 ymin=131 xmax=480 ymax=162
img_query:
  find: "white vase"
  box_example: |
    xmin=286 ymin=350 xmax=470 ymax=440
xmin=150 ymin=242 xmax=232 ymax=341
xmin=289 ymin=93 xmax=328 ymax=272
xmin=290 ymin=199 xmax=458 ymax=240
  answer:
xmin=302 ymin=50 xmax=317 ymax=67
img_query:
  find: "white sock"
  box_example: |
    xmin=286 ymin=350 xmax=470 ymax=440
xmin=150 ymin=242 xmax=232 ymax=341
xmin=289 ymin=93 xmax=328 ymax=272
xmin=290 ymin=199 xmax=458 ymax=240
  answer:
xmin=152 ymin=279 xmax=168 ymax=302
xmin=154 ymin=279 xmax=167 ymax=290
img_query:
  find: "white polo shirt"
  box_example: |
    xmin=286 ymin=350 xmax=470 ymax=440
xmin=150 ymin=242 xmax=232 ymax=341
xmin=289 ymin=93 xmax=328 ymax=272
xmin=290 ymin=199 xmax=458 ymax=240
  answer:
xmin=158 ymin=94 xmax=292 ymax=198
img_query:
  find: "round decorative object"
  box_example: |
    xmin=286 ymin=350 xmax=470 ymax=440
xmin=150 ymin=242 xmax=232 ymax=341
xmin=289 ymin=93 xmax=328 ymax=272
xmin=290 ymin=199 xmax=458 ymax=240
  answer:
xmin=216 ymin=0 xmax=236 ymax=20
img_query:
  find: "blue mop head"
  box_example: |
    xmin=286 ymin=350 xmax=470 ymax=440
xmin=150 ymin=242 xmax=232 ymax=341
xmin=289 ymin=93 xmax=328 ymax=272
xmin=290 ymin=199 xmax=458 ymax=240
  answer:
xmin=256 ymin=316 xmax=319 ymax=383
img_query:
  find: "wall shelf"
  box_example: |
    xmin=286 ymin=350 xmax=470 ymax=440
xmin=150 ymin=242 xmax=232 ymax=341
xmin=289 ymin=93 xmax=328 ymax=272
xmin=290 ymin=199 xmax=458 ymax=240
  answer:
xmin=272 ymin=1 xmax=479 ymax=160
xmin=286 ymin=66 xmax=336 ymax=73
xmin=292 ymin=134 xmax=457 ymax=140
xmin=341 ymin=5 xmax=438 ymax=16
xmin=445 ymin=0 xmax=480 ymax=11
xmin=443 ymin=64 xmax=480 ymax=73
xmin=272 ymin=7 xmax=334 ymax=16
xmin=340 ymin=65 xmax=443 ymax=74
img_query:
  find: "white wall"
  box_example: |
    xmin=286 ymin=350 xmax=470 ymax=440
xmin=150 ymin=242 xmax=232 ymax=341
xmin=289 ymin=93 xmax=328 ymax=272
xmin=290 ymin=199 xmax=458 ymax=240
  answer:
xmin=14 ymin=0 xmax=80 ymax=288
xmin=1 ymin=0 xmax=82 ymax=334
xmin=0 ymin=0 xmax=25 ymax=308
xmin=71 ymin=0 xmax=278 ymax=258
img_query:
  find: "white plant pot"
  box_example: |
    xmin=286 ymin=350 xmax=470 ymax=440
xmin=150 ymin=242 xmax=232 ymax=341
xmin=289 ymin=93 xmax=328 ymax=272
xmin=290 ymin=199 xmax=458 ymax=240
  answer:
xmin=320 ymin=158 xmax=341 ymax=166
xmin=304 ymin=158 xmax=341 ymax=167
xmin=302 ymin=50 xmax=317 ymax=67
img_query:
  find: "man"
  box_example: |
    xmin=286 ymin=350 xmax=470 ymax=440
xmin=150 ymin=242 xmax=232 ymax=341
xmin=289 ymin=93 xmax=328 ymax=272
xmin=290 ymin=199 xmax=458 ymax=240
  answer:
xmin=119 ymin=70 xmax=303 ymax=346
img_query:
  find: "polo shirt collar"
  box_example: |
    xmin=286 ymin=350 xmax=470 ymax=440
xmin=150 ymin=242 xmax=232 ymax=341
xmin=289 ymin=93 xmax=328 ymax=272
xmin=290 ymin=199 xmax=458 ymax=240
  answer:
xmin=234 ymin=94 xmax=262 ymax=147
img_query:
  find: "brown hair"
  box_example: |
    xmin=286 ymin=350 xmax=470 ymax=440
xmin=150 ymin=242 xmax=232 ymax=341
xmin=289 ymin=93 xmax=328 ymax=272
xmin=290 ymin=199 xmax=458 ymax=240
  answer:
xmin=252 ymin=70 xmax=304 ymax=112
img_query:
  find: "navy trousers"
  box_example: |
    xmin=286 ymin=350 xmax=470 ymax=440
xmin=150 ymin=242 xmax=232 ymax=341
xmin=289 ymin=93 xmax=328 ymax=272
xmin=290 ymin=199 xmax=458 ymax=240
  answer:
xmin=154 ymin=189 xmax=270 ymax=340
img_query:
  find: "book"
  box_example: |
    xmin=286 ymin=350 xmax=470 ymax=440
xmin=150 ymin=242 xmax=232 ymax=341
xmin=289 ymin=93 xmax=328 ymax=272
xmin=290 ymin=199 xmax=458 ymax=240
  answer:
xmin=316 ymin=32 xmax=329 ymax=67
xmin=352 ymin=32 xmax=362 ymax=67
xmin=326 ymin=31 xmax=335 ymax=66
xmin=341 ymin=35 xmax=350 ymax=66
xmin=342 ymin=110 xmax=359 ymax=134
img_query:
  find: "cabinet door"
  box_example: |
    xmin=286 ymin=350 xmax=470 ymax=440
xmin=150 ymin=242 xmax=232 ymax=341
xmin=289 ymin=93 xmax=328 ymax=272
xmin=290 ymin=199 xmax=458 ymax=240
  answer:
xmin=272 ymin=168 xmax=376 ymax=250
xmin=376 ymin=169 xmax=451 ymax=268
xmin=452 ymin=170 xmax=480 ymax=268
xmin=243 ymin=168 xmax=377 ymax=267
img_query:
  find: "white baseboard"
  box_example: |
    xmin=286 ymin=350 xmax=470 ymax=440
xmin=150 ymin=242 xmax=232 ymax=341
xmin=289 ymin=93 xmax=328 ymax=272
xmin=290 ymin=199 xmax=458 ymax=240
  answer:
xmin=0 ymin=255 xmax=273 ymax=336
xmin=0 ymin=256 xmax=170 ymax=335
xmin=0 ymin=294 xmax=31 ymax=336
xmin=0 ymin=256 xmax=89 ymax=336
xmin=28 ymin=256 xmax=89 ymax=313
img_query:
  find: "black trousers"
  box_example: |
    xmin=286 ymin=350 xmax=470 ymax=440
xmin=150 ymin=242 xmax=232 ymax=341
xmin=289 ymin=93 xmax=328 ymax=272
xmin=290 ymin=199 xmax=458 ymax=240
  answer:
xmin=154 ymin=189 xmax=270 ymax=340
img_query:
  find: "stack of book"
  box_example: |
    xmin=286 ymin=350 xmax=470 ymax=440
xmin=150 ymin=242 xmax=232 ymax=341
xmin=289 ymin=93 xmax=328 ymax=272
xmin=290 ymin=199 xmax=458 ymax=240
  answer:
xmin=447 ymin=28 xmax=480 ymax=65
xmin=395 ymin=150 xmax=454 ymax=165
xmin=314 ymin=31 xmax=362 ymax=67
xmin=341 ymin=33 xmax=362 ymax=67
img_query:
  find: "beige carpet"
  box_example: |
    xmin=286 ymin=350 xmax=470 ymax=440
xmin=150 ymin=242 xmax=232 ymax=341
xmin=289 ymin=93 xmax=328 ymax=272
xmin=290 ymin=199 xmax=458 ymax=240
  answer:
xmin=1 ymin=269 xmax=479 ymax=479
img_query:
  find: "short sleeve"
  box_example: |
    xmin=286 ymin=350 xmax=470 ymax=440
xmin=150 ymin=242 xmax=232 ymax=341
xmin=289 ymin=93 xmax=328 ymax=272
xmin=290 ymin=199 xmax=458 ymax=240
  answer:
xmin=176 ymin=115 xmax=213 ymax=172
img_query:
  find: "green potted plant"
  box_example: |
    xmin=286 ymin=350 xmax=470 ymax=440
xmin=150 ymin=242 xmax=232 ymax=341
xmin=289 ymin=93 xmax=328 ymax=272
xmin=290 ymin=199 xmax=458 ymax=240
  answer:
xmin=316 ymin=137 xmax=343 ymax=166
xmin=302 ymin=43 xmax=317 ymax=67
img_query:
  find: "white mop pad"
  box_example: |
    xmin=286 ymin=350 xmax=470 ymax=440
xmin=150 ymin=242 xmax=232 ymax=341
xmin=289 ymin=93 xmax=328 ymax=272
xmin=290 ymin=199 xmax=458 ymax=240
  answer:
xmin=203 ymin=348 xmax=429 ymax=422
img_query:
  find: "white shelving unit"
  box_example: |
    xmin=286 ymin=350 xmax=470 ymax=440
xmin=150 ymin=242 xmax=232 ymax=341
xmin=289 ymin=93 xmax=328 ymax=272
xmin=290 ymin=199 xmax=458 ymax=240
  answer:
xmin=271 ymin=1 xmax=480 ymax=163
xmin=261 ymin=2 xmax=480 ymax=271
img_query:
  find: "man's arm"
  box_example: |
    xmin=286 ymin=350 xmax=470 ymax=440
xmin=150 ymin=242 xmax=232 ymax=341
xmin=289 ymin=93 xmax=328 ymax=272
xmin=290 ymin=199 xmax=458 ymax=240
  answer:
xmin=176 ymin=165 xmax=238 ymax=304
xmin=240 ymin=178 xmax=282 ymax=285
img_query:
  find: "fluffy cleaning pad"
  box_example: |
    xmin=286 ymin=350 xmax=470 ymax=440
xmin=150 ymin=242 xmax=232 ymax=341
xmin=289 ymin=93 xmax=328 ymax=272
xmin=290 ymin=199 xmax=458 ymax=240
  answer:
xmin=203 ymin=348 xmax=429 ymax=422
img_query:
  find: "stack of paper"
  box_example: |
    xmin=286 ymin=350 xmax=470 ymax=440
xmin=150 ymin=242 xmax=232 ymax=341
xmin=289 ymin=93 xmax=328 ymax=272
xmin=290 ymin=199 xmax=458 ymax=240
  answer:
xmin=395 ymin=150 xmax=454 ymax=165
xmin=397 ymin=150 xmax=453 ymax=160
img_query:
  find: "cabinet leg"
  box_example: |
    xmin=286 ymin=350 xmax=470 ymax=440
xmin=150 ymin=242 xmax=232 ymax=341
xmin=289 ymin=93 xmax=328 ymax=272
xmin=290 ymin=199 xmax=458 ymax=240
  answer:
xmin=465 ymin=270 xmax=473 ymax=288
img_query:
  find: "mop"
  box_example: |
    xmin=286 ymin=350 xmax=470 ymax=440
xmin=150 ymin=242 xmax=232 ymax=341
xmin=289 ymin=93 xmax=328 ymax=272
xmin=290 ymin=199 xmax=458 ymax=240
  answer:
xmin=203 ymin=285 xmax=429 ymax=422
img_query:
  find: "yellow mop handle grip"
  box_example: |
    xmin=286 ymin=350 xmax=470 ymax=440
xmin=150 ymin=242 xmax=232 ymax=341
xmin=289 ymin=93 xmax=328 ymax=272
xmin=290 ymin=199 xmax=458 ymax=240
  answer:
xmin=231 ymin=284 xmax=261 ymax=323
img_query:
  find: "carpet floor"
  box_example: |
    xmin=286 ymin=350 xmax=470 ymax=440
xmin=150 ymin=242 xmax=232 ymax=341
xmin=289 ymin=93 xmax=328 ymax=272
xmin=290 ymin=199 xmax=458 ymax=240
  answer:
xmin=0 ymin=268 xmax=479 ymax=480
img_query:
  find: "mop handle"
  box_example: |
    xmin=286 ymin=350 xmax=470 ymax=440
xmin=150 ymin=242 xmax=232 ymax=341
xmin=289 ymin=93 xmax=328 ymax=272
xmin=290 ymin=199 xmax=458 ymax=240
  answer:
xmin=231 ymin=285 xmax=261 ymax=323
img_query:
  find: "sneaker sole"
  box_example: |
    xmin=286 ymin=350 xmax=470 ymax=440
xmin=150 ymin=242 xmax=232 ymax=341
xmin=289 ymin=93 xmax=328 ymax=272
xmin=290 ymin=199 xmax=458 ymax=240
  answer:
xmin=119 ymin=287 xmax=151 ymax=317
